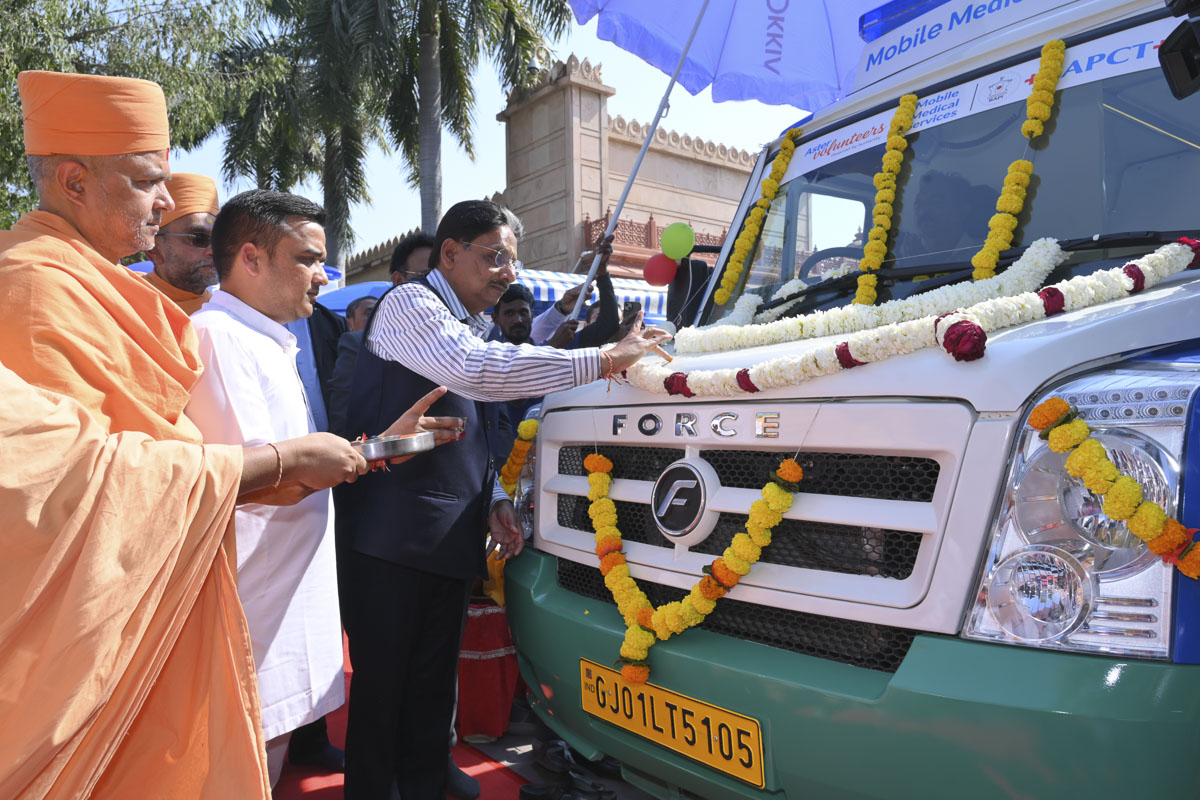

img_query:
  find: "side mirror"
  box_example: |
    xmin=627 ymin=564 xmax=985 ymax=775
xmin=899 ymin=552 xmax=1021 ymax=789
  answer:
xmin=1160 ymin=2 xmax=1200 ymax=99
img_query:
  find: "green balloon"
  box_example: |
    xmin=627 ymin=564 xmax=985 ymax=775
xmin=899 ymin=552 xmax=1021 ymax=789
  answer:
xmin=660 ymin=222 xmax=696 ymax=260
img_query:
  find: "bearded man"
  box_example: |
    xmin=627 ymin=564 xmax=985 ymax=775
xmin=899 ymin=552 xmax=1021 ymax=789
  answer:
xmin=143 ymin=172 xmax=220 ymax=314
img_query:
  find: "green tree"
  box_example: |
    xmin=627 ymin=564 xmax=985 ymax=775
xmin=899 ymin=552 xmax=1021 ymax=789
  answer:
xmin=0 ymin=0 xmax=279 ymax=228
xmin=389 ymin=0 xmax=573 ymax=233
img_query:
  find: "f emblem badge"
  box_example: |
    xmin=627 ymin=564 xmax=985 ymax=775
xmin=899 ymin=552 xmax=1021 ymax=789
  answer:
xmin=650 ymin=459 xmax=720 ymax=545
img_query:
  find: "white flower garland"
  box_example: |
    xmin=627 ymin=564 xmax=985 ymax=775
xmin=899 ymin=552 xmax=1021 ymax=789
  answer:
xmin=679 ymin=237 xmax=1067 ymax=355
xmin=629 ymin=241 xmax=1196 ymax=398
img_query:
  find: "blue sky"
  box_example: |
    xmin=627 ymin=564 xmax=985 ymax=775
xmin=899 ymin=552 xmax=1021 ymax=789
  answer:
xmin=171 ymin=17 xmax=807 ymax=259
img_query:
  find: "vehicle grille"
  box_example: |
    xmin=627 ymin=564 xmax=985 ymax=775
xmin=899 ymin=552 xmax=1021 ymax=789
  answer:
xmin=558 ymin=445 xmax=940 ymax=502
xmin=556 ymin=558 xmax=916 ymax=673
xmin=558 ymin=495 xmax=922 ymax=579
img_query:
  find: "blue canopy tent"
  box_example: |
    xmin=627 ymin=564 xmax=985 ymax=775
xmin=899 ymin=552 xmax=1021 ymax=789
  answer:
xmin=316 ymin=270 xmax=667 ymax=324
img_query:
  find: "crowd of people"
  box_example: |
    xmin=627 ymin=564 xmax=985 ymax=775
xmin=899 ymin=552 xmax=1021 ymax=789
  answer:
xmin=0 ymin=69 xmax=670 ymax=799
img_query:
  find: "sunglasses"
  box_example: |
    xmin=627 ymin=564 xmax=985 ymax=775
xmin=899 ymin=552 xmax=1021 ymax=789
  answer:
xmin=464 ymin=241 xmax=523 ymax=274
xmin=156 ymin=231 xmax=211 ymax=249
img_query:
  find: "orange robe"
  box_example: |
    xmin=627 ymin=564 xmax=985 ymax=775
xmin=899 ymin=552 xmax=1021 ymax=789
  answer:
xmin=142 ymin=267 xmax=211 ymax=316
xmin=0 ymin=210 xmax=269 ymax=798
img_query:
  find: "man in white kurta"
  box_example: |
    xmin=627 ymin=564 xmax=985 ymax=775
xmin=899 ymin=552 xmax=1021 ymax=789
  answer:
xmin=184 ymin=191 xmax=344 ymax=787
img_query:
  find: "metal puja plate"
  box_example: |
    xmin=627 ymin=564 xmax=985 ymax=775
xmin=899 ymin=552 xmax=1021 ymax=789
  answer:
xmin=351 ymin=431 xmax=435 ymax=462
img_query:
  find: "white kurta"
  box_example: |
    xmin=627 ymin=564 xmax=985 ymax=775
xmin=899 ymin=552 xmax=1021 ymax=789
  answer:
xmin=186 ymin=290 xmax=344 ymax=740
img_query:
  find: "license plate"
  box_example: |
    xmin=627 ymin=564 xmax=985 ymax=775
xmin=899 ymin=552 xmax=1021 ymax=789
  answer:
xmin=579 ymin=659 xmax=765 ymax=788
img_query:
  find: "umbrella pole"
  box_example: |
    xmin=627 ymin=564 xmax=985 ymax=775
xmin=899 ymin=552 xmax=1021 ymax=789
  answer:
xmin=568 ymin=0 xmax=712 ymax=321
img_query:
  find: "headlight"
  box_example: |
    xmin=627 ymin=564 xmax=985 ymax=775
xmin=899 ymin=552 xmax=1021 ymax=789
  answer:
xmin=964 ymin=368 xmax=1194 ymax=659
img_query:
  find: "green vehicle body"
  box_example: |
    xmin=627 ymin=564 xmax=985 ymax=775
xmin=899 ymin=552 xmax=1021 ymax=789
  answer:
xmin=507 ymin=552 xmax=1200 ymax=799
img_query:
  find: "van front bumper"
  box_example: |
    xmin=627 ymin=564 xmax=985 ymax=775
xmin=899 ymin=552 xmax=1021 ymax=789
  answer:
xmin=506 ymin=550 xmax=1200 ymax=799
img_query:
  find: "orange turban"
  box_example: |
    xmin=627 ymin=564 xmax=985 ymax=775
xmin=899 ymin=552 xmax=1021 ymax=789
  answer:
xmin=19 ymin=70 xmax=170 ymax=156
xmin=161 ymin=173 xmax=220 ymax=227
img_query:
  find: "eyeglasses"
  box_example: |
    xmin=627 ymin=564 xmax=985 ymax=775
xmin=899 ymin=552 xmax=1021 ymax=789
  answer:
xmin=396 ymin=269 xmax=430 ymax=280
xmin=155 ymin=231 xmax=211 ymax=249
xmin=464 ymin=241 xmax=523 ymax=274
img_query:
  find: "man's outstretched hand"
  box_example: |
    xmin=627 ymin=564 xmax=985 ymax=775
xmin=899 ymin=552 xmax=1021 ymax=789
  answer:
xmin=378 ymin=385 xmax=462 ymax=464
xmin=605 ymin=311 xmax=672 ymax=373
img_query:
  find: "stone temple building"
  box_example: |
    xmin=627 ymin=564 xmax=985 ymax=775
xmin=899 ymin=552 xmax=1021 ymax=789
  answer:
xmin=345 ymin=54 xmax=792 ymax=282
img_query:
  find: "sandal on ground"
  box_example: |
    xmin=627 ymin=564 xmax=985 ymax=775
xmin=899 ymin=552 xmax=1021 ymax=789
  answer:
xmin=533 ymin=739 xmax=577 ymax=774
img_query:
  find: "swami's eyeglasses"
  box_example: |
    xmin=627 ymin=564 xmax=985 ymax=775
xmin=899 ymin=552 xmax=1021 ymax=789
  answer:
xmin=155 ymin=231 xmax=212 ymax=249
xmin=464 ymin=241 xmax=523 ymax=274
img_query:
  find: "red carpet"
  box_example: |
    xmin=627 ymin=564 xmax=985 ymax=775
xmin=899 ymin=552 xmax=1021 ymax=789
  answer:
xmin=273 ymin=636 xmax=526 ymax=799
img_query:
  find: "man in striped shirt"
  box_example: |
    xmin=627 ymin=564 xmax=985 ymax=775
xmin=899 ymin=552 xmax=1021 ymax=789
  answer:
xmin=338 ymin=200 xmax=669 ymax=798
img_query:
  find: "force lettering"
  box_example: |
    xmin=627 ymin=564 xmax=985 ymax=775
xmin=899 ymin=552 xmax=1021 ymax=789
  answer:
xmin=612 ymin=411 xmax=782 ymax=439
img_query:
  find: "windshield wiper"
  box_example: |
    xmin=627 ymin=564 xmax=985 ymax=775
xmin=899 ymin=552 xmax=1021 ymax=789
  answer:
xmin=754 ymin=229 xmax=1194 ymax=314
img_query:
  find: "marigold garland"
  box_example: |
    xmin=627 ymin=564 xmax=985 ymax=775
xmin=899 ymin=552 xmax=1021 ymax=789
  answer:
xmin=1029 ymin=397 xmax=1200 ymax=578
xmin=499 ymin=419 xmax=539 ymax=496
xmin=586 ymin=456 xmax=801 ymax=683
xmin=970 ymin=40 xmax=1065 ymax=280
xmin=855 ymin=94 xmax=918 ymax=306
xmin=714 ymin=127 xmax=804 ymax=306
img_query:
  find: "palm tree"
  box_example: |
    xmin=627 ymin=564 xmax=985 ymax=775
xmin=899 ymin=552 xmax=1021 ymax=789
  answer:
xmin=221 ymin=0 xmax=396 ymax=266
xmin=386 ymin=0 xmax=573 ymax=233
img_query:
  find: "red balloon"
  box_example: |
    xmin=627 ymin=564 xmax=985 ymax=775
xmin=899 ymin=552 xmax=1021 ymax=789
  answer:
xmin=643 ymin=253 xmax=678 ymax=286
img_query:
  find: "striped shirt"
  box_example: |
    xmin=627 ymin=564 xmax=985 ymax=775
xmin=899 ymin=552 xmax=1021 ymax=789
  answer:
xmin=367 ymin=269 xmax=603 ymax=508
xmin=366 ymin=269 xmax=602 ymax=401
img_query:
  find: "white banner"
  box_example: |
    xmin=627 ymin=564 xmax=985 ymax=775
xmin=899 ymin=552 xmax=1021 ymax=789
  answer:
xmin=785 ymin=17 xmax=1176 ymax=184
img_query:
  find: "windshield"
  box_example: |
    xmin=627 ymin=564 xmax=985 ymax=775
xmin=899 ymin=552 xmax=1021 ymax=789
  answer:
xmin=706 ymin=66 xmax=1200 ymax=323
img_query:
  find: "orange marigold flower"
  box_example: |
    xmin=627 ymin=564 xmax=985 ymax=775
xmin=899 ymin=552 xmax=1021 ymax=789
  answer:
xmin=699 ymin=575 xmax=727 ymax=600
xmin=621 ymin=664 xmax=650 ymax=684
xmin=636 ymin=606 xmax=655 ymax=627
xmin=1029 ymin=397 xmax=1070 ymax=430
xmin=711 ymin=559 xmax=741 ymax=589
xmin=1148 ymin=518 xmax=1193 ymax=556
xmin=1178 ymin=546 xmax=1200 ymax=580
xmin=584 ymin=453 xmax=613 ymax=473
xmin=595 ymin=536 xmax=623 ymax=558
xmin=599 ymin=552 xmax=626 ymax=575
xmin=777 ymin=458 xmax=804 ymax=483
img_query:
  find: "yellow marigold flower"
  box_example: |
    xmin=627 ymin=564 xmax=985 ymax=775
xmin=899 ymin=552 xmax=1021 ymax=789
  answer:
xmin=748 ymin=206 xmax=767 ymax=222
xmin=679 ymin=603 xmax=705 ymax=628
xmin=853 ymin=292 xmax=876 ymax=306
xmin=1029 ymin=397 xmax=1070 ymax=430
xmin=1102 ymin=476 xmax=1143 ymax=521
xmin=588 ymin=480 xmax=611 ymax=501
xmin=875 ymin=188 xmax=896 ymax=204
xmin=874 ymin=172 xmax=896 ymax=190
xmin=650 ymin=608 xmax=672 ymax=640
xmin=747 ymin=525 xmax=772 ymax=548
xmin=899 ymin=93 xmax=918 ymax=108
xmin=760 ymin=178 xmax=780 ymax=198
xmin=873 ymin=202 xmax=894 ymax=219
xmin=588 ymin=472 xmax=611 ymax=490
xmin=1033 ymin=75 xmax=1057 ymax=92
xmin=886 ymin=135 xmax=908 ymax=152
xmin=714 ymin=288 xmax=731 ymax=305
xmin=1021 ymin=120 xmax=1045 ymax=139
xmin=1048 ymin=419 xmax=1090 ymax=453
xmin=687 ymin=587 xmax=717 ymax=616
xmin=988 ymin=213 xmax=1018 ymax=232
xmin=988 ymin=230 xmax=1014 ymax=251
xmin=996 ymin=193 xmax=1024 ymax=215
xmin=1028 ymin=89 xmax=1055 ymax=106
xmin=859 ymin=256 xmax=883 ymax=273
xmin=1043 ymin=39 xmax=1066 ymax=55
xmin=517 ymin=419 xmax=539 ymax=440
xmin=1149 ymin=518 xmax=1192 ymax=556
xmin=762 ymin=481 xmax=794 ymax=513
xmin=777 ymin=458 xmax=803 ymax=483
xmin=864 ymin=240 xmax=888 ymax=260
xmin=604 ymin=564 xmax=630 ymax=587
xmin=1027 ymin=101 xmax=1053 ymax=122
xmin=1009 ymin=159 xmax=1034 ymax=175
xmin=627 ymin=625 xmax=656 ymax=650
xmin=971 ymin=247 xmax=999 ymax=270
xmin=881 ymin=150 xmax=904 ymax=173
xmin=1082 ymin=461 xmax=1119 ymax=495
xmin=1127 ymin=502 xmax=1168 ymax=543
xmin=868 ymin=226 xmax=888 ymax=243
xmin=620 ymin=642 xmax=649 ymax=662
xmin=731 ymin=533 xmax=762 ymax=564
xmin=873 ymin=215 xmax=891 ymax=231
xmin=722 ymin=550 xmax=752 ymax=575
xmin=584 ymin=453 xmax=613 ymax=473
xmin=785 ymin=126 xmax=803 ymax=141
xmin=589 ymin=497 xmax=615 ymax=517
xmin=1063 ymin=438 xmax=1103 ymax=476
xmin=664 ymin=603 xmax=688 ymax=634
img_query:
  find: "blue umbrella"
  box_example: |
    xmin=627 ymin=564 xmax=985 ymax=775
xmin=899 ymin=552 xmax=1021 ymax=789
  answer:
xmin=317 ymin=281 xmax=389 ymax=315
xmin=570 ymin=0 xmax=885 ymax=109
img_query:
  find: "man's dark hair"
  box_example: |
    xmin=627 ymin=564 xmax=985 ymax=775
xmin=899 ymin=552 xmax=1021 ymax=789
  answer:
xmin=212 ymin=189 xmax=326 ymax=281
xmin=346 ymin=295 xmax=377 ymax=318
xmin=389 ymin=232 xmax=436 ymax=275
xmin=496 ymin=283 xmax=533 ymax=308
xmin=430 ymin=200 xmax=524 ymax=272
